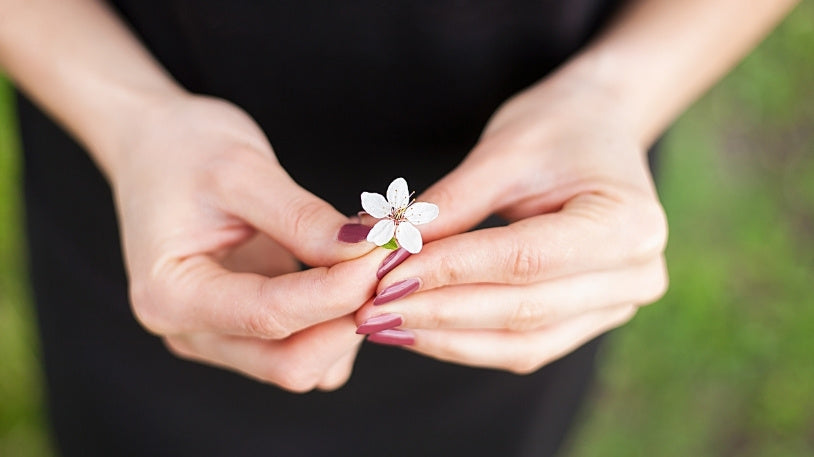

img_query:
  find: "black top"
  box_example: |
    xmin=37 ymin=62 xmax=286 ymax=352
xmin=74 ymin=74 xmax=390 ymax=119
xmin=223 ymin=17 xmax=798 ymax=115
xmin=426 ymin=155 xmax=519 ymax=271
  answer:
xmin=19 ymin=1 xmax=621 ymax=456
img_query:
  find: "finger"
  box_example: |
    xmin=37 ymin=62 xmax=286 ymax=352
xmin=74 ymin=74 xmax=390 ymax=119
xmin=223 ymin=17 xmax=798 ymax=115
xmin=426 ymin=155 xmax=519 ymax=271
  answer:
xmin=165 ymin=317 xmax=363 ymax=393
xmin=219 ymin=232 xmax=299 ymax=276
xmin=134 ymin=247 xmax=392 ymax=339
xmin=404 ymin=305 xmax=637 ymax=374
xmin=316 ymin=345 xmax=361 ymax=391
xmin=215 ymin=155 xmax=375 ymax=266
xmin=377 ymin=192 xmax=667 ymax=292
xmin=358 ymin=258 xmax=667 ymax=331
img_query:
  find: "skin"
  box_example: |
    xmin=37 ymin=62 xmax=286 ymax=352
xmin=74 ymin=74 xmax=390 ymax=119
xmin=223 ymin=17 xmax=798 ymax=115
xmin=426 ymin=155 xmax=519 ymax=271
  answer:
xmin=357 ymin=0 xmax=801 ymax=372
xmin=0 ymin=0 xmax=800 ymax=388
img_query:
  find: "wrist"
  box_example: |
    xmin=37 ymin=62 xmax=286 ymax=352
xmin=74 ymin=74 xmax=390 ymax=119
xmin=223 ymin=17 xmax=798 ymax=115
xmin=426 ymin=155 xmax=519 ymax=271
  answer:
xmin=554 ymin=47 xmax=666 ymax=149
xmin=81 ymin=82 xmax=190 ymax=182
xmin=533 ymin=52 xmax=654 ymax=149
xmin=482 ymin=55 xmax=648 ymax=153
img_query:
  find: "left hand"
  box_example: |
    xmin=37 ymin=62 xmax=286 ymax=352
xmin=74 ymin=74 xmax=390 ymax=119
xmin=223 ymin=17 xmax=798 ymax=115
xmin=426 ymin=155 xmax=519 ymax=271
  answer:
xmin=355 ymin=79 xmax=669 ymax=373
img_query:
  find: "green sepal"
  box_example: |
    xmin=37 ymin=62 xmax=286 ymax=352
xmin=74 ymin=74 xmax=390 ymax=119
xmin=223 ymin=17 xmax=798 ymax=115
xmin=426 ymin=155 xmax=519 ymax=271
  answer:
xmin=382 ymin=238 xmax=399 ymax=250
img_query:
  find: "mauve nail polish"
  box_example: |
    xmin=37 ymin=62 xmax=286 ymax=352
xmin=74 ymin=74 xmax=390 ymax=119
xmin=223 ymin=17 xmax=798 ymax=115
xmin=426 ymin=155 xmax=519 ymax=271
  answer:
xmin=373 ymin=278 xmax=420 ymax=305
xmin=376 ymin=248 xmax=410 ymax=279
xmin=367 ymin=329 xmax=415 ymax=346
xmin=356 ymin=313 xmax=403 ymax=335
xmin=337 ymin=223 xmax=371 ymax=243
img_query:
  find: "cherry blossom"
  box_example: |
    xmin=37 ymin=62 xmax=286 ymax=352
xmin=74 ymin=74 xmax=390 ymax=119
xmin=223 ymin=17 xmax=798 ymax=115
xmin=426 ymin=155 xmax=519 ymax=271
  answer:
xmin=361 ymin=177 xmax=439 ymax=254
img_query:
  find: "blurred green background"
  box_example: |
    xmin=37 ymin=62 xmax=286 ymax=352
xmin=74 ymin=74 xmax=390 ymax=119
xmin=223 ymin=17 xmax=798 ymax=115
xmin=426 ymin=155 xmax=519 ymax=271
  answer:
xmin=1 ymin=3 xmax=813 ymax=456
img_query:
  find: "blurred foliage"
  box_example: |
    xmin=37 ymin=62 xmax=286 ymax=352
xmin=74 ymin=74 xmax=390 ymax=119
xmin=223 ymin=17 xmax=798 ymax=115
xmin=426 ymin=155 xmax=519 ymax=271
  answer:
xmin=1 ymin=3 xmax=813 ymax=457
xmin=0 ymin=75 xmax=54 ymax=455
xmin=564 ymin=3 xmax=814 ymax=456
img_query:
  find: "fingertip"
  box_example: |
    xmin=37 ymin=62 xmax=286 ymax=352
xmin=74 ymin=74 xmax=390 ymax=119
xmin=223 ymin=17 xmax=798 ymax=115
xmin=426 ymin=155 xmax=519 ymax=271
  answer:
xmin=351 ymin=291 xmax=376 ymax=321
xmin=337 ymin=223 xmax=372 ymax=244
xmin=376 ymin=248 xmax=411 ymax=279
xmin=297 ymin=222 xmax=378 ymax=267
xmin=366 ymin=328 xmax=415 ymax=346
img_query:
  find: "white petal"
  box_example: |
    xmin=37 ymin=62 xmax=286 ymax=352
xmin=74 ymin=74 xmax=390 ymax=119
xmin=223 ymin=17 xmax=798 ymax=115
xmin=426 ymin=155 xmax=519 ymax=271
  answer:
xmin=367 ymin=219 xmax=396 ymax=246
xmin=396 ymin=222 xmax=423 ymax=254
xmin=404 ymin=202 xmax=439 ymax=225
xmin=387 ymin=177 xmax=410 ymax=210
xmin=361 ymin=192 xmax=390 ymax=218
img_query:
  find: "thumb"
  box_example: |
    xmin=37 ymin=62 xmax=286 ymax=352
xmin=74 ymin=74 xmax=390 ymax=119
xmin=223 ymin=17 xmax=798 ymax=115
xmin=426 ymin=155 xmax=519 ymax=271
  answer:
xmin=218 ymin=158 xmax=374 ymax=267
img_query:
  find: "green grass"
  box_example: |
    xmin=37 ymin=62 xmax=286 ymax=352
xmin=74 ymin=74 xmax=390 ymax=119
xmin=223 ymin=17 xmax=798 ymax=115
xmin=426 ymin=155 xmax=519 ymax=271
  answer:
xmin=0 ymin=76 xmax=54 ymax=455
xmin=563 ymin=3 xmax=814 ymax=456
xmin=1 ymin=4 xmax=813 ymax=456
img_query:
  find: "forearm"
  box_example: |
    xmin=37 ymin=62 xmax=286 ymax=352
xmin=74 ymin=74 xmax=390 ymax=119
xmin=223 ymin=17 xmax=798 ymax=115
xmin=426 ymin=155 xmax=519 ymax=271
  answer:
xmin=533 ymin=0 xmax=799 ymax=148
xmin=0 ymin=0 xmax=186 ymax=177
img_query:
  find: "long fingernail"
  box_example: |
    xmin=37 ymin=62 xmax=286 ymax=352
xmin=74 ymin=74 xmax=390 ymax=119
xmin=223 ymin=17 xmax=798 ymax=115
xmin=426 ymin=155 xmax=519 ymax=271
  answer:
xmin=373 ymin=278 xmax=420 ymax=305
xmin=367 ymin=329 xmax=415 ymax=346
xmin=356 ymin=313 xmax=403 ymax=335
xmin=376 ymin=248 xmax=411 ymax=279
xmin=337 ymin=224 xmax=371 ymax=243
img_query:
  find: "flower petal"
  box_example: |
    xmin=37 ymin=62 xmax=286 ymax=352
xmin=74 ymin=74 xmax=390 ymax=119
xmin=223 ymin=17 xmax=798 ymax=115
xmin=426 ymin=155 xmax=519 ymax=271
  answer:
xmin=404 ymin=202 xmax=439 ymax=225
xmin=396 ymin=222 xmax=423 ymax=254
xmin=387 ymin=177 xmax=410 ymax=210
xmin=367 ymin=219 xmax=396 ymax=246
xmin=361 ymin=192 xmax=390 ymax=218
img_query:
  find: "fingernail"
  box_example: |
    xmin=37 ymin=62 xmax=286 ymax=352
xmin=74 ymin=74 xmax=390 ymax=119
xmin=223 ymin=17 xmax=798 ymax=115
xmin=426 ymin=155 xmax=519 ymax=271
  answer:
xmin=373 ymin=278 xmax=420 ymax=305
xmin=356 ymin=313 xmax=403 ymax=335
xmin=367 ymin=329 xmax=415 ymax=346
xmin=376 ymin=248 xmax=411 ymax=279
xmin=337 ymin=224 xmax=371 ymax=243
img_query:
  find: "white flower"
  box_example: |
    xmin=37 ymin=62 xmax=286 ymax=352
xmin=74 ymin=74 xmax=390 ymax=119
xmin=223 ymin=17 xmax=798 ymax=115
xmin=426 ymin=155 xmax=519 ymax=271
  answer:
xmin=361 ymin=177 xmax=439 ymax=254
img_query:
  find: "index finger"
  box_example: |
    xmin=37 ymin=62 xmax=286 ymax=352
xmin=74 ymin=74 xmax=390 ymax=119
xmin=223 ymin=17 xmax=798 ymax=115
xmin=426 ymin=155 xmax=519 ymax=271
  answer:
xmin=376 ymin=192 xmax=667 ymax=293
xmin=135 ymin=247 xmax=392 ymax=339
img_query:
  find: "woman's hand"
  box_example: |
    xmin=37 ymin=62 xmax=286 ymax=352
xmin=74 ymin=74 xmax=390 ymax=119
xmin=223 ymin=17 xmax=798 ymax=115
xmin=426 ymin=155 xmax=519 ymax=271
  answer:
xmin=111 ymin=94 xmax=386 ymax=391
xmin=355 ymin=79 xmax=669 ymax=373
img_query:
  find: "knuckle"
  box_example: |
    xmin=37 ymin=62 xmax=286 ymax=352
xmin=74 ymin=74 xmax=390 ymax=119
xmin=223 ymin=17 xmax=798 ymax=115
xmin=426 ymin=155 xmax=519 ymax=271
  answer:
xmin=163 ymin=337 xmax=195 ymax=359
xmin=285 ymin=197 xmax=328 ymax=246
xmin=507 ymin=356 xmax=542 ymax=375
xmin=436 ymin=253 xmax=463 ymax=286
xmin=426 ymin=305 xmax=453 ymax=329
xmin=253 ymin=279 xmax=294 ymax=338
xmin=505 ymin=234 xmax=543 ymax=283
xmin=317 ymin=369 xmax=353 ymax=392
xmin=507 ymin=299 xmax=546 ymax=332
xmin=641 ymin=258 xmax=670 ymax=304
xmin=244 ymin=311 xmax=291 ymax=340
xmin=614 ymin=305 xmax=639 ymax=326
xmin=628 ymin=200 xmax=669 ymax=262
xmin=275 ymin=367 xmax=322 ymax=393
xmin=130 ymin=256 xmax=205 ymax=336
xmin=129 ymin=278 xmax=173 ymax=335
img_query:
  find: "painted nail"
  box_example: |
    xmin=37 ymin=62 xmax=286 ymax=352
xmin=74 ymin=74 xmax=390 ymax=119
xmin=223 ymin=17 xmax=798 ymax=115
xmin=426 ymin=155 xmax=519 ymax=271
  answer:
xmin=337 ymin=223 xmax=371 ymax=243
xmin=367 ymin=329 xmax=415 ymax=346
xmin=373 ymin=278 xmax=420 ymax=305
xmin=356 ymin=313 xmax=403 ymax=335
xmin=376 ymin=248 xmax=411 ymax=279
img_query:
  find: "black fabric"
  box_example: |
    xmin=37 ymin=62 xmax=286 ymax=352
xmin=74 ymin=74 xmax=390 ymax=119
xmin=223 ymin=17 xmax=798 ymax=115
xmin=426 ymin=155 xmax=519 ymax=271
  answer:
xmin=21 ymin=1 xmax=623 ymax=456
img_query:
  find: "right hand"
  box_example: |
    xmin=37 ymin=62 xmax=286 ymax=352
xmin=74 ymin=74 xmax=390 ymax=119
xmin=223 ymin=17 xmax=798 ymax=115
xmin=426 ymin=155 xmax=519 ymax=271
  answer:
xmin=108 ymin=94 xmax=386 ymax=392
